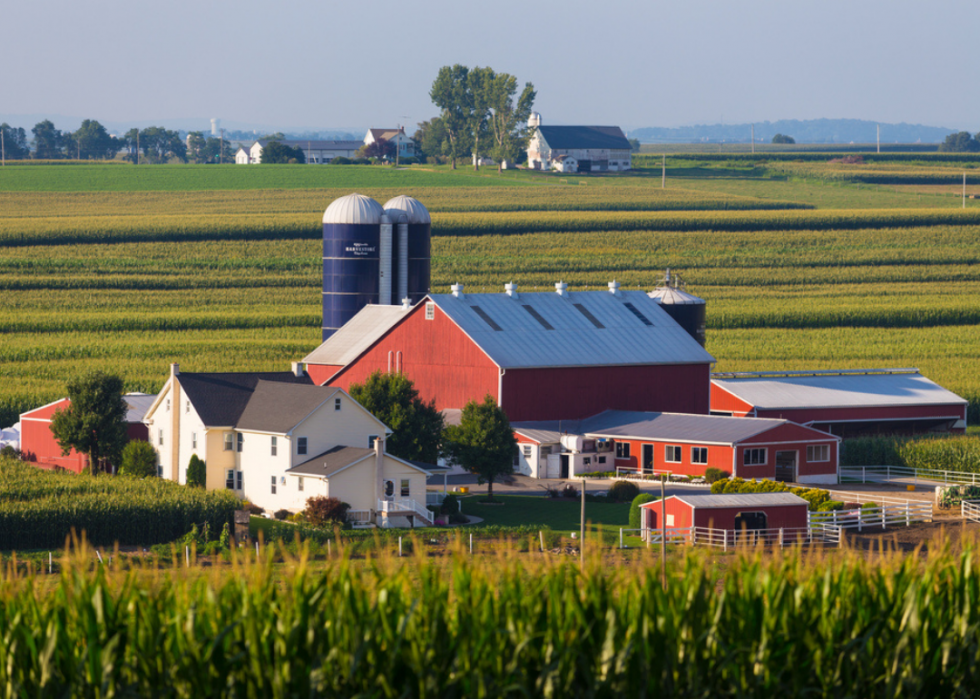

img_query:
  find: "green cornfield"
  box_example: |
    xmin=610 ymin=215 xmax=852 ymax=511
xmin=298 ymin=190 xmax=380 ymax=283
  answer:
xmin=842 ymin=435 xmax=980 ymax=473
xmin=3 ymin=540 xmax=980 ymax=694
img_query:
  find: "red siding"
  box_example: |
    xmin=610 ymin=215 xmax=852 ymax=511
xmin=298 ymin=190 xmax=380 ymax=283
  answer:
xmin=501 ymin=363 xmax=710 ymax=422
xmin=643 ymin=497 xmax=808 ymax=531
xmin=738 ymin=422 xmax=838 ymax=478
xmin=325 ymin=304 xmax=500 ymax=412
xmin=307 ymin=364 xmax=343 ymax=385
xmin=20 ymin=400 xmax=88 ymax=474
xmin=615 ymin=441 xmax=733 ymax=477
xmin=709 ymin=383 xmax=755 ymax=416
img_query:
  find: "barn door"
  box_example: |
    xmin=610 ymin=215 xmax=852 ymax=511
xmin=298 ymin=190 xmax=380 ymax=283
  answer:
xmin=775 ymin=451 xmax=797 ymax=482
xmin=734 ymin=511 xmax=767 ymax=531
xmin=642 ymin=444 xmax=654 ymax=475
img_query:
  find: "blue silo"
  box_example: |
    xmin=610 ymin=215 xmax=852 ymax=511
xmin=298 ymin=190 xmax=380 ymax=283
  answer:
xmin=321 ymin=193 xmax=386 ymax=340
xmin=382 ymin=195 xmax=431 ymax=305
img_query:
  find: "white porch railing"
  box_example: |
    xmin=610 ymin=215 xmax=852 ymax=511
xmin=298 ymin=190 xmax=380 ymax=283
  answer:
xmin=840 ymin=465 xmax=980 ymax=487
xmin=378 ymin=498 xmax=433 ymax=525
xmin=624 ymin=525 xmax=841 ymax=549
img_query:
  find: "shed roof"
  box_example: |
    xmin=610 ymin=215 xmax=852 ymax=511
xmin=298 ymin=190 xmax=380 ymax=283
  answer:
xmin=236 ymin=382 xmax=341 ymax=434
xmin=287 ymin=446 xmax=375 ymax=477
xmin=712 ymin=371 xmax=967 ymax=411
xmin=176 ymin=372 xmax=313 ymax=427
xmin=123 ymin=393 xmax=156 ymax=424
xmin=580 ymin=410 xmax=790 ymax=444
xmin=537 ymin=125 xmax=631 ymax=151
xmin=643 ymin=493 xmax=809 ymax=509
xmin=303 ymin=305 xmax=411 ymax=366
xmin=428 ymin=289 xmax=714 ymax=369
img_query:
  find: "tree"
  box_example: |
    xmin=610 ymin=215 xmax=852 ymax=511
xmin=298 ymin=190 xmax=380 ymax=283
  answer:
xmin=484 ymin=69 xmax=535 ymax=172
xmin=73 ymin=120 xmax=120 ymax=160
xmin=348 ymin=371 xmax=444 ymax=464
xmin=260 ymin=140 xmax=305 ymax=164
xmin=119 ymin=440 xmax=158 ymax=478
xmin=628 ymin=138 xmax=641 ymax=152
xmin=0 ymin=124 xmax=29 ymax=159
xmin=187 ymin=454 xmax=206 ymax=488
xmin=32 ymin=120 xmax=64 ymax=159
xmin=414 ymin=117 xmax=449 ymax=161
xmin=467 ymin=66 xmax=494 ymax=170
xmin=772 ymin=133 xmax=795 ymax=144
xmin=358 ymin=137 xmax=395 ymax=161
xmin=186 ymin=131 xmax=207 ymax=162
xmin=50 ymin=370 xmax=128 ymax=475
xmin=304 ymin=496 xmax=351 ymax=527
xmin=430 ymin=64 xmax=473 ymax=169
xmin=121 ymin=127 xmax=187 ymax=163
xmin=443 ymin=395 xmax=516 ymax=501
xmin=939 ymin=131 xmax=980 ymax=153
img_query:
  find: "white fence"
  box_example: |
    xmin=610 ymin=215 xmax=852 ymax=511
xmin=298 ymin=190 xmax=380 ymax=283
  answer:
xmin=620 ymin=524 xmax=841 ymax=549
xmin=426 ymin=492 xmax=447 ymax=507
xmin=841 ymin=465 xmax=980 ymax=487
xmin=348 ymin=509 xmax=372 ymax=524
xmin=378 ymin=498 xmax=434 ymax=525
xmin=808 ymin=501 xmax=932 ymax=530
xmin=962 ymin=500 xmax=980 ymax=523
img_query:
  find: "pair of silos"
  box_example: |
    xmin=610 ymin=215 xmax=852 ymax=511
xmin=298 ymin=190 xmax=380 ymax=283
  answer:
xmin=321 ymin=193 xmax=431 ymax=340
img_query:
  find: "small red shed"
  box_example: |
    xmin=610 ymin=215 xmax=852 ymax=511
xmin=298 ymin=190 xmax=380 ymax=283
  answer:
xmin=641 ymin=492 xmax=809 ymax=532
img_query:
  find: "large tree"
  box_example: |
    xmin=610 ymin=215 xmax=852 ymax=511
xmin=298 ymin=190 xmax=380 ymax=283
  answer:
xmin=467 ymin=66 xmax=494 ymax=170
xmin=348 ymin=371 xmax=444 ymax=464
xmin=260 ymin=140 xmax=305 ymax=164
xmin=484 ymin=70 xmax=535 ymax=172
xmin=939 ymin=131 xmax=980 ymax=153
xmin=0 ymin=124 xmax=29 ymax=160
xmin=122 ymin=127 xmax=187 ymax=163
xmin=430 ymin=64 xmax=473 ymax=169
xmin=358 ymin=137 xmax=395 ymax=161
xmin=32 ymin=120 xmax=64 ymax=159
xmin=50 ymin=370 xmax=128 ymax=475
xmin=413 ymin=117 xmax=449 ymax=161
xmin=443 ymin=395 xmax=516 ymax=501
xmin=73 ymin=120 xmax=120 ymax=160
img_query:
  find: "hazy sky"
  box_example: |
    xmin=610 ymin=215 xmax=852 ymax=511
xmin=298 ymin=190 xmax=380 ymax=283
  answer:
xmin=4 ymin=0 xmax=978 ymax=132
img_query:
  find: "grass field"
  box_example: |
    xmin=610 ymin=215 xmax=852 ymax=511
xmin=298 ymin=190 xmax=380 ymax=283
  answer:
xmin=2 ymin=159 xmax=980 ymax=426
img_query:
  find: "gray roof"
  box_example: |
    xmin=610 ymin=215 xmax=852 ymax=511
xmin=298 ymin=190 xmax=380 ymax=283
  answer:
xmin=236 ymin=382 xmax=341 ymax=434
xmin=287 ymin=446 xmax=375 ymax=477
xmin=512 ymin=420 xmax=582 ymax=444
xmin=302 ymin=305 xmax=411 ymax=366
xmin=654 ymin=493 xmax=810 ymax=509
xmin=428 ymin=289 xmax=714 ymax=369
xmin=123 ymin=393 xmax=156 ymax=424
xmin=177 ymin=372 xmax=313 ymax=427
xmin=712 ymin=372 xmax=967 ymax=411
xmin=256 ymin=139 xmax=363 ymax=150
xmin=537 ymin=125 xmax=631 ymax=151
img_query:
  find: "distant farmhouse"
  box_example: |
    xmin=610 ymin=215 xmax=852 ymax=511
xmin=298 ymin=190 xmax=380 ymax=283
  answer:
xmin=526 ymin=113 xmax=632 ymax=173
xmin=363 ymin=128 xmax=416 ymax=159
xmin=235 ymin=139 xmax=363 ymax=164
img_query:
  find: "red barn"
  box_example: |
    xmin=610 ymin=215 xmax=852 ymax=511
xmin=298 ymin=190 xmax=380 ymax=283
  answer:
xmin=641 ymin=492 xmax=809 ymax=531
xmin=711 ymin=369 xmax=968 ymax=437
xmin=19 ymin=394 xmax=154 ymax=474
xmin=303 ymin=282 xmax=715 ymax=422
xmin=513 ymin=410 xmax=840 ymax=483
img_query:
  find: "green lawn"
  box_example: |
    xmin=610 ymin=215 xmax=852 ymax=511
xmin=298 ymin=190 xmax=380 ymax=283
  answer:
xmin=462 ymin=494 xmax=632 ymax=542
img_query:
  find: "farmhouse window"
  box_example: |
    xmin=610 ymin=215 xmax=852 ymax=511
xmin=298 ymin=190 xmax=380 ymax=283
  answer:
xmin=271 ymin=436 xmax=277 ymax=456
xmin=224 ymin=433 xmax=233 ymax=451
xmin=166 ymin=399 xmax=170 ymax=411
xmin=298 ymin=477 xmax=304 ymax=492
xmin=807 ymin=445 xmax=830 ymax=462
xmin=192 ymin=432 xmax=197 ymax=449
xmin=158 ymin=429 xmax=163 ymax=446
xmin=691 ymin=447 xmax=708 ymax=464
xmin=744 ymin=448 xmax=767 ymax=466
xmin=298 ymin=437 xmax=307 ymax=455
xmin=598 ymin=456 xmax=606 ymax=464
xmin=185 ymin=400 xmax=190 ymax=413
xmin=425 ymin=303 xmax=435 ymax=320
xmin=522 ymin=445 xmax=532 ymax=460
xmin=236 ymin=471 xmax=243 ymax=490
xmin=237 ymin=433 xmax=244 ymax=453
xmin=400 ymin=479 xmax=410 ymax=497
xmin=615 ymin=442 xmax=631 ymax=459
xmin=157 ymin=465 xmax=164 ymax=478
xmin=226 ymin=470 xmax=235 ymax=490
xmin=335 ymin=397 xmax=341 ymax=411
xmin=665 ymin=445 xmax=682 ymax=463
xmin=270 ymin=476 xmax=277 ymax=495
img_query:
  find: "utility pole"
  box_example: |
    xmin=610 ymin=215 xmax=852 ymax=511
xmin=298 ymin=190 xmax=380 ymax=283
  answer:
xmin=964 ymin=172 xmax=968 ymax=209
xmin=136 ymin=131 xmax=139 ymax=165
xmin=877 ymin=124 xmax=880 ymax=154
xmin=660 ymin=475 xmax=667 ymax=589
xmin=1 ymin=128 xmax=5 ymax=166
xmin=662 ymin=154 xmax=666 ymax=189
xmin=751 ymin=124 xmax=755 ymax=154
xmin=220 ymin=128 xmax=225 ymax=164
xmin=580 ymin=479 xmax=586 ymax=570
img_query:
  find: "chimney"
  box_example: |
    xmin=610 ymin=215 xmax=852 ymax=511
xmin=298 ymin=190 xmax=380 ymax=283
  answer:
xmin=375 ymin=435 xmax=385 ymax=506
xmin=171 ymin=363 xmax=180 ymax=377
xmin=291 ymin=361 xmax=305 ymax=377
xmin=608 ymin=280 xmax=621 ymax=297
xmin=451 ymin=283 xmax=465 ymax=298
xmin=505 ymin=282 xmax=519 ymax=298
xmin=555 ymin=281 xmax=568 ymax=298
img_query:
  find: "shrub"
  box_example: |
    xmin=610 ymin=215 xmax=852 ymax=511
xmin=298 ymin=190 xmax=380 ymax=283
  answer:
xmin=118 ymin=440 xmax=157 ymax=478
xmin=704 ymin=467 xmax=729 ymax=484
xmin=449 ymin=512 xmax=469 ymax=524
xmin=630 ymin=493 xmax=656 ymax=529
xmin=440 ymin=493 xmax=460 ymax=515
xmin=274 ymin=509 xmax=290 ymax=521
xmin=861 ymin=502 xmax=881 ymax=511
xmin=817 ymin=500 xmax=844 ymax=512
xmin=607 ymin=480 xmax=640 ymax=503
xmin=577 ymin=471 xmax=614 ymax=478
xmin=330 ymin=156 xmax=352 ymax=165
xmin=243 ymin=501 xmax=264 ymax=516
xmin=186 ymin=454 xmax=206 ymax=488
xmin=304 ymin=496 xmax=351 ymax=528
xmin=0 ymin=445 xmax=19 ymax=460
xmin=560 ymin=484 xmax=579 ymax=499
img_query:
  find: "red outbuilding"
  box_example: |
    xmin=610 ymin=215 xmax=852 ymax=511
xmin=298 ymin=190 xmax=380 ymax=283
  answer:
xmin=711 ymin=369 xmax=968 ymax=437
xmin=19 ymin=394 xmax=154 ymax=474
xmin=641 ymin=492 xmax=810 ymax=532
xmin=303 ymin=282 xmax=715 ymax=422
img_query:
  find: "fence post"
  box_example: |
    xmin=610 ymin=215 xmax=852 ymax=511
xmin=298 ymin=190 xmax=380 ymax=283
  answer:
xmin=779 ymin=528 xmax=784 ymax=547
xmin=858 ymin=510 xmax=862 ymax=532
xmin=882 ymin=507 xmax=886 ymax=530
xmin=185 ymin=546 xmax=190 ymax=567
xmin=723 ymin=530 xmax=728 ymax=553
xmin=399 ymin=536 xmax=403 ymax=557
xmin=469 ymin=533 xmax=473 ymax=555
xmin=327 ymin=540 xmax=331 ymax=558
xmin=540 ymin=530 xmax=546 ymax=553
xmin=619 ymin=528 xmax=624 ymax=550
xmin=49 ymin=552 xmax=52 ymax=575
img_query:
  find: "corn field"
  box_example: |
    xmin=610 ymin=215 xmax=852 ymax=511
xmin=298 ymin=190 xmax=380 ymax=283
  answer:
xmin=842 ymin=435 xmax=980 ymax=473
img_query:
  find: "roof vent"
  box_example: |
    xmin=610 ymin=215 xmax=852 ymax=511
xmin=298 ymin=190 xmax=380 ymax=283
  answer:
xmin=505 ymin=282 xmax=519 ymax=299
xmin=555 ymin=281 xmax=568 ymax=298
xmin=451 ymin=283 xmax=465 ymax=299
xmin=608 ymin=280 xmax=621 ymax=297
xmin=401 ymin=297 xmax=411 ymax=309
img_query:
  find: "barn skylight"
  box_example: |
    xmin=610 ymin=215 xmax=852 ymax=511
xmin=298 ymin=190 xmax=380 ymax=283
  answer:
xmin=573 ymin=304 xmax=605 ymax=329
xmin=522 ymin=305 xmax=554 ymax=330
xmin=471 ymin=306 xmax=503 ymax=331
xmin=622 ymin=302 xmax=653 ymax=326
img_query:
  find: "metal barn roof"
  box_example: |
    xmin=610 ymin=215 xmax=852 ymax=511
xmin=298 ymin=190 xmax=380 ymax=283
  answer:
xmin=303 ymin=305 xmax=411 ymax=366
xmin=256 ymin=139 xmax=363 ymax=151
xmin=536 ymin=126 xmax=631 ymax=150
xmin=643 ymin=493 xmax=809 ymax=509
xmin=123 ymin=393 xmax=156 ymax=424
xmin=580 ymin=410 xmax=790 ymax=445
xmin=712 ymin=371 xmax=967 ymax=410
xmin=322 ymin=193 xmax=386 ymax=225
xmin=429 ymin=289 xmax=714 ymax=369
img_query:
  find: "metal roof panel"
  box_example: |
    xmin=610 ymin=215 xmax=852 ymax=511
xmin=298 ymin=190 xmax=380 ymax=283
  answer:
xmin=303 ymin=305 xmax=410 ymax=366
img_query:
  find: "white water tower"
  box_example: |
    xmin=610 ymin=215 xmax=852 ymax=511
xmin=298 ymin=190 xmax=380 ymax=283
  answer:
xmin=211 ymin=118 xmax=221 ymax=136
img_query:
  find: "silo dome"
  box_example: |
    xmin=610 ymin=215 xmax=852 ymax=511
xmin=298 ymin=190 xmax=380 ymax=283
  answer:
xmin=322 ymin=193 xmax=385 ymax=225
xmin=383 ymin=195 xmax=431 ymax=224
xmin=648 ymin=270 xmax=707 ymax=347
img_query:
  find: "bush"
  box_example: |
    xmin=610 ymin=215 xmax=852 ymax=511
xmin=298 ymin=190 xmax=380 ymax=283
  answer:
xmin=330 ymin=156 xmax=352 ymax=165
xmin=186 ymin=454 xmax=206 ymax=488
xmin=607 ymin=480 xmax=640 ymax=503
xmin=560 ymin=484 xmax=579 ymax=499
xmin=861 ymin=502 xmax=881 ymax=511
xmin=274 ymin=509 xmax=290 ymax=521
xmin=704 ymin=468 xmax=729 ymax=484
xmin=710 ymin=477 xmax=831 ymax=511
xmin=353 ymin=158 xmax=370 ymax=165
xmin=243 ymin=501 xmax=264 ymax=515
xmin=304 ymin=496 xmax=351 ymax=528
xmin=440 ymin=493 xmax=460 ymax=515
xmin=630 ymin=493 xmax=656 ymax=529
xmin=118 ymin=440 xmax=157 ymax=478
xmin=0 ymin=445 xmax=19 ymax=460
xmin=449 ymin=512 xmax=469 ymax=524
xmin=577 ymin=471 xmax=614 ymax=479
xmin=817 ymin=500 xmax=844 ymax=512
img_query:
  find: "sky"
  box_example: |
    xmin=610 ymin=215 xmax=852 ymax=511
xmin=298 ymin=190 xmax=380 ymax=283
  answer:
xmin=3 ymin=0 xmax=978 ymax=133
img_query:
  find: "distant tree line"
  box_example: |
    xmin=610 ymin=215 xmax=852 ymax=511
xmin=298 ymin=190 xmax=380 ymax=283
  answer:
xmin=413 ymin=64 xmax=536 ymax=172
xmin=940 ymin=131 xmax=980 ymax=153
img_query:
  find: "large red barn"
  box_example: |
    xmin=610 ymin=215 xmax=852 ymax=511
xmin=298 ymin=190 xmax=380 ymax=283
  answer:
xmin=303 ymin=282 xmax=715 ymax=422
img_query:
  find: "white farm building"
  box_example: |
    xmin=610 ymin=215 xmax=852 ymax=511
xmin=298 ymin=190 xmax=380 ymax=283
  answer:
xmin=526 ymin=113 xmax=632 ymax=173
xmin=236 ymin=139 xmax=364 ymax=164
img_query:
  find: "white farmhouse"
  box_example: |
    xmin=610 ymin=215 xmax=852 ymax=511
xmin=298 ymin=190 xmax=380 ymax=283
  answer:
xmin=142 ymin=364 xmax=432 ymax=527
xmin=364 ymin=128 xmax=416 ymax=159
xmin=236 ymin=139 xmax=364 ymax=164
xmin=526 ymin=113 xmax=632 ymax=173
